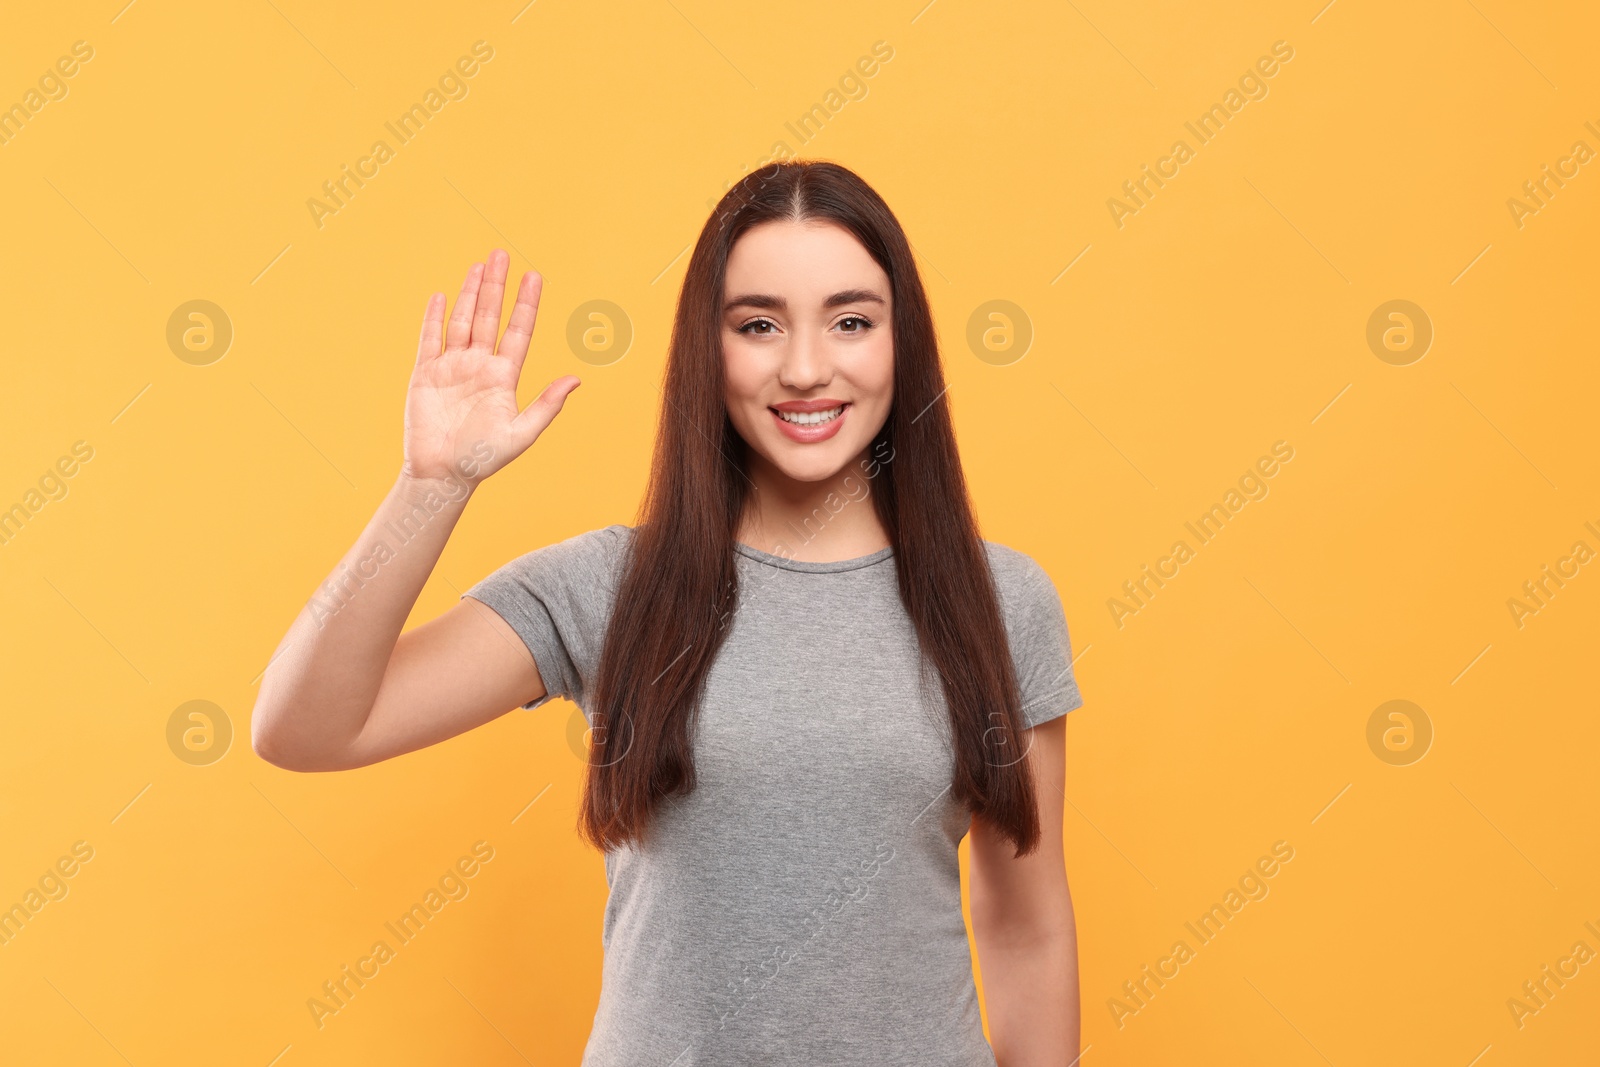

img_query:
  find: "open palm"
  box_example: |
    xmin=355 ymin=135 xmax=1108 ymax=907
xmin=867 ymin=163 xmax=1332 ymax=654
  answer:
xmin=402 ymin=249 xmax=580 ymax=486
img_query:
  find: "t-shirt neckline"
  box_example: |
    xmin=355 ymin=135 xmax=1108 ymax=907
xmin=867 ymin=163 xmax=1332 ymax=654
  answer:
xmin=734 ymin=539 xmax=895 ymax=573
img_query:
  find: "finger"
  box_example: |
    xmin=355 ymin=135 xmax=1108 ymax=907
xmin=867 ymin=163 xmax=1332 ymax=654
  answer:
xmin=445 ymin=261 xmax=484 ymax=350
xmin=509 ymin=375 xmax=580 ymax=452
xmin=415 ymin=292 xmax=446 ymax=364
xmin=495 ymin=269 xmax=545 ymax=370
xmin=471 ymin=249 xmax=510 ymax=350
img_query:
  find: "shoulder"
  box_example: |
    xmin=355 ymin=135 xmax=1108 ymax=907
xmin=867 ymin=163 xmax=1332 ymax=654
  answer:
xmin=981 ymin=539 xmax=1063 ymax=608
xmin=476 ymin=523 xmax=635 ymax=592
xmin=462 ymin=524 xmax=635 ymax=710
xmin=542 ymin=522 xmax=634 ymax=563
xmin=982 ymin=539 xmax=1083 ymax=721
xmin=530 ymin=522 xmax=632 ymax=560
xmin=981 ymin=539 xmax=1070 ymax=640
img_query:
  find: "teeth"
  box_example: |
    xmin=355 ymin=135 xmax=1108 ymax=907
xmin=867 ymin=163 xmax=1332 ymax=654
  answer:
xmin=777 ymin=406 xmax=844 ymax=426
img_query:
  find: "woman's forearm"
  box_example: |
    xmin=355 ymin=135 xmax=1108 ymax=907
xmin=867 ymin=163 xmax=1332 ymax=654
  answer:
xmin=979 ymin=917 xmax=1081 ymax=1066
xmin=252 ymin=469 xmax=474 ymax=767
xmin=252 ymin=255 xmax=578 ymax=771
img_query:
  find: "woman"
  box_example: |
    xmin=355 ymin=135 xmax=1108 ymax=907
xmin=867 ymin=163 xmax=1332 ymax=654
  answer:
xmin=253 ymin=160 xmax=1084 ymax=1066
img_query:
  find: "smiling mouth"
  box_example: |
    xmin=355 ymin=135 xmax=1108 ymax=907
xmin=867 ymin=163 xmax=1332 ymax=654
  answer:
xmin=772 ymin=404 xmax=846 ymax=426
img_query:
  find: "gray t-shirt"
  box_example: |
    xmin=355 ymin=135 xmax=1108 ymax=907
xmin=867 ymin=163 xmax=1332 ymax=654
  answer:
xmin=463 ymin=524 xmax=1083 ymax=1066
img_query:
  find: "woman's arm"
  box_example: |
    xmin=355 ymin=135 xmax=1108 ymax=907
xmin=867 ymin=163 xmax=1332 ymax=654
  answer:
xmin=251 ymin=250 xmax=580 ymax=772
xmin=968 ymin=715 xmax=1080 ymax=1066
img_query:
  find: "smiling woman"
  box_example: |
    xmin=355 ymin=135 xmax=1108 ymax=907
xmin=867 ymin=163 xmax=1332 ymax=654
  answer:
xmin=251 ymin=160 xmax=1086 ymax=1067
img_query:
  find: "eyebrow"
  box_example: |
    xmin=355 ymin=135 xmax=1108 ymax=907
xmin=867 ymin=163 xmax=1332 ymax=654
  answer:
xmin=723 ymin=288 xmax=886 ymax=313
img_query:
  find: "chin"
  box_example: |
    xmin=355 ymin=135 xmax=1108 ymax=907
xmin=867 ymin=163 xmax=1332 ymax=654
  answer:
xmin=759 ymin=437 xmax=863 ymax=484
xmin=768 ymin=452 xmax=850 ymax=484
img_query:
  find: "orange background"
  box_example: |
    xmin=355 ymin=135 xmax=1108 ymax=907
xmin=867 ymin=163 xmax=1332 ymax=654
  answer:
xmin=1 ymin=1 xmax=1596 ymax=1063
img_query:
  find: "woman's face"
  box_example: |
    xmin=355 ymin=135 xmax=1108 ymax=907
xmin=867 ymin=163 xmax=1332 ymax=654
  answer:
xmin=721 ymin=219 xmax=894 ymax=486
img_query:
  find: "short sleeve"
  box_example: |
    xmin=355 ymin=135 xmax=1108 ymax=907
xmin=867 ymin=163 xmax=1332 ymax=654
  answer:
xmin=461 ymin=524 xmax=632 ymax=711
xmin=985 ymin=542 xmax=1085 ymax=729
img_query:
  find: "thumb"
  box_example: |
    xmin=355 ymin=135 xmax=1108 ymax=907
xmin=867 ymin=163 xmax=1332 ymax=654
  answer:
xmin=509 ymin=376 xmax=581 ymax=452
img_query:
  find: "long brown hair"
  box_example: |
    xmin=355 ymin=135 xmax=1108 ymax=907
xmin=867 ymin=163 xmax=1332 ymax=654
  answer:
xmin=579 ymin=160 xmax=1043 ymax=856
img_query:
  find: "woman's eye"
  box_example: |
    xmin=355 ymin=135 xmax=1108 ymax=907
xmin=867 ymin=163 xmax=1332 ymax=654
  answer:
xmin=738 ymin=319 xmax=777 ymax=334
xmin=837 ymin=315 xmax=875 ymax=332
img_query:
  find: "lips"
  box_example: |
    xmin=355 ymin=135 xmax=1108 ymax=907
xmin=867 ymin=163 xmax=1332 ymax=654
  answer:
xmin=771 ymin=398 xmax=847 ymax=413
xmin=769 ymin=400 xmax=849 ymax=443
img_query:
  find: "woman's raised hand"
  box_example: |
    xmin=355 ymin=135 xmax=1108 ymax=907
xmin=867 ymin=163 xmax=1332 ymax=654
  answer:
xmin=401 ymin=249 xmax=580 ymax=487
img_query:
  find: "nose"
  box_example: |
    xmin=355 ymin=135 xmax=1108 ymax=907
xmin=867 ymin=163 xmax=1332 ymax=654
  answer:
xmin=776 ymin=324 xmax=832 ymax=391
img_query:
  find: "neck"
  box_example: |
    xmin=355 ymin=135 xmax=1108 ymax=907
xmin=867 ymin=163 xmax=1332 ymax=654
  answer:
xmin=735 ymin=447 xmax=890 ymax=563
